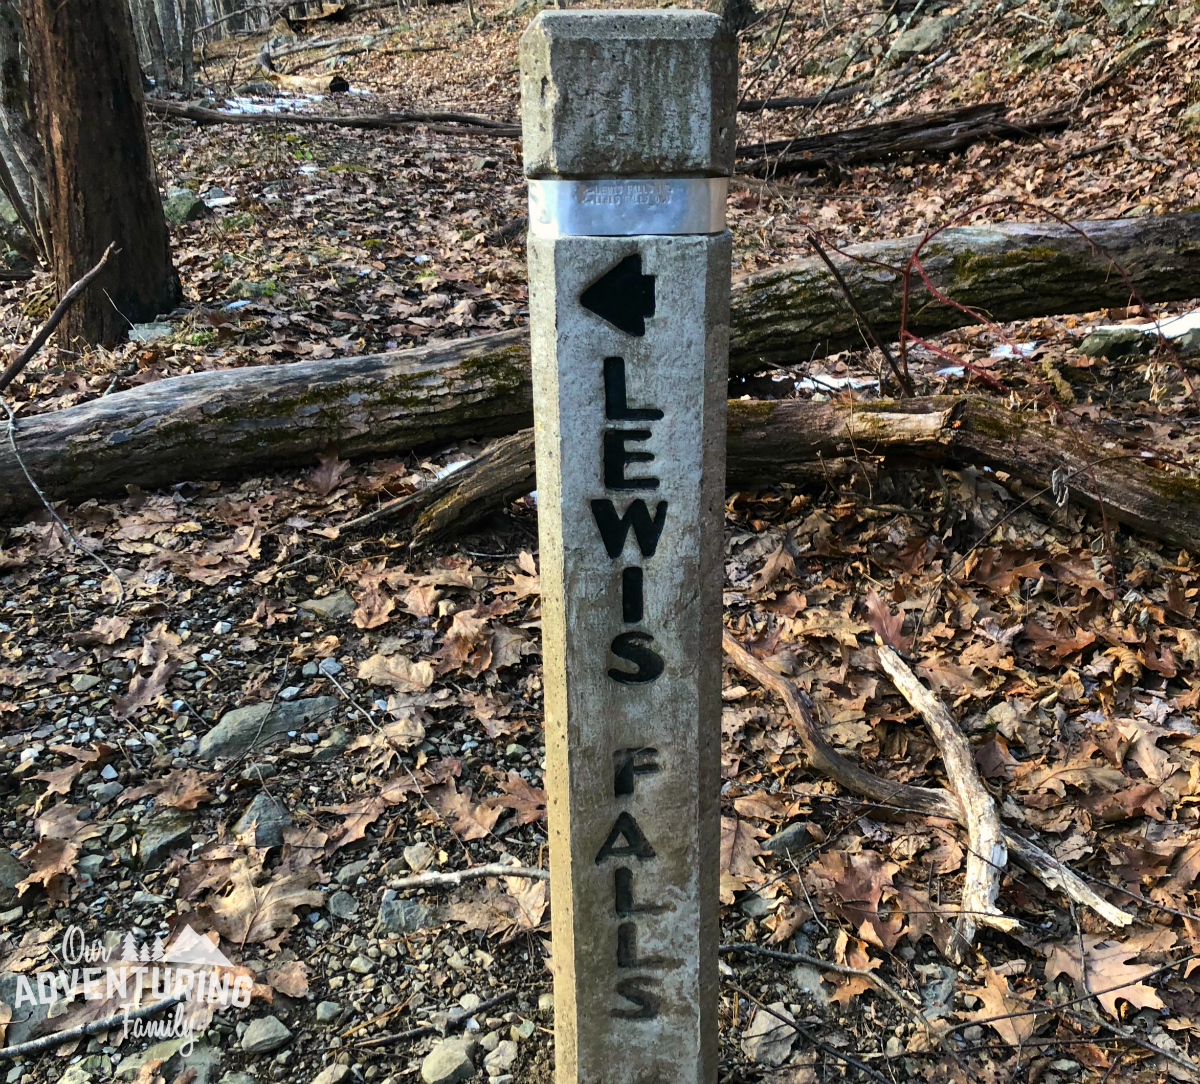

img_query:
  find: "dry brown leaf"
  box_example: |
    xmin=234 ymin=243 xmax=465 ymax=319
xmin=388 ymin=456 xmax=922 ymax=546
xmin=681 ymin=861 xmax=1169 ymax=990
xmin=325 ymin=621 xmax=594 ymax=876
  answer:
xmin=352 ymin=586 xmax=395 ymax=629
xmin=1045 ymin=928 xmax=1178 ymax=1017
xmin=486 ymin=771 xmax=547 ymax=825
xmin=208 ymin=856 xmax=324 ymax=946
xmin=68 ymin=615 xmax=132 ymax=646
xmin=306 ymin=450 xmax=351 ymax=497
xmin=427 ymin=779 xmax=502 ymax=841
xmin=32 ymin=744 xmax=104 ymax=801
xmin=961 ymin=964 xmax=1038 ymax=1047
xmin=863 ymin=589 xmax=911 ymax=651
xmin=751 ymin=544 xmax=796 ymax=595
xmin=266 ymin=958 xmax=310 ymax=998
xmin=357 ymin=652 xmax=435 ymax=692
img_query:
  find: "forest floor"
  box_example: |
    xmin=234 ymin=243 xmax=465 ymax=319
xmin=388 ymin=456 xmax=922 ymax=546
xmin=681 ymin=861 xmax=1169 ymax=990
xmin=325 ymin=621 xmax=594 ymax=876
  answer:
xmin=2 ymin=1 xmax=1200 ymax=1084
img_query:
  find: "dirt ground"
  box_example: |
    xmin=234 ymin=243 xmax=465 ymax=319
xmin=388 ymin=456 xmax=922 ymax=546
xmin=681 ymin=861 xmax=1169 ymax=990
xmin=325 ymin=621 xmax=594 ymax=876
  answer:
xmin=1 ymin=0 xmax=1200 ymax=1082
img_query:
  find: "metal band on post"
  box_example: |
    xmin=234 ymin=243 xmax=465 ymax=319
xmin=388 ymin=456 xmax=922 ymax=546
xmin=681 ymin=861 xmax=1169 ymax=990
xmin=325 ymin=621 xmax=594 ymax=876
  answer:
xmin=528 ymin=177 xmax=728 ymax=238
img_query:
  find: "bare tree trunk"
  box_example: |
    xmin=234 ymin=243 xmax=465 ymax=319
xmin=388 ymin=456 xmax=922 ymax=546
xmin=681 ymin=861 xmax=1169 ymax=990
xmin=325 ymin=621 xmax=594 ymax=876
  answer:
xmin=22 ymin=0 xmax=181 ymax=346
xmin=156 ymin=0 xmax=181 ymax=76
xmin=178 ymin=0 xmax=196 ymax=95
xmin=133 ymin=0 xmax=169 ymax=91
xmin=0 ymin=0 xmax=49 ymax=261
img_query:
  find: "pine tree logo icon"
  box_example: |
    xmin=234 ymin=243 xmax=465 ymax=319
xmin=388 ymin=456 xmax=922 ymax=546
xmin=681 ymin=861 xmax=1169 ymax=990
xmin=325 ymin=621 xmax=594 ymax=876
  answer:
xmin=162 ymin=926 xmax=231 ymax=968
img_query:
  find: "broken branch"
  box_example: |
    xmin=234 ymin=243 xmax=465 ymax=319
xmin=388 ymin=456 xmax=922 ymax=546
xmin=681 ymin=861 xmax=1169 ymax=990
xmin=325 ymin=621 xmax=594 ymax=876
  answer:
xmin=387 ymin=863 xmax=549 ymax=891
xmin=720 ymin=629 xmax=1132 ymax=928
xmin=877 ymin=644 xmax=1018 ymax=957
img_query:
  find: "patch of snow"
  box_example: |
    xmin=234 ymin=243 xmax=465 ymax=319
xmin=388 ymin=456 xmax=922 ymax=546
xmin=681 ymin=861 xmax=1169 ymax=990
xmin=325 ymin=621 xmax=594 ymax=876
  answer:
xmin=990 ymin=342 xmax=1039 ymax=358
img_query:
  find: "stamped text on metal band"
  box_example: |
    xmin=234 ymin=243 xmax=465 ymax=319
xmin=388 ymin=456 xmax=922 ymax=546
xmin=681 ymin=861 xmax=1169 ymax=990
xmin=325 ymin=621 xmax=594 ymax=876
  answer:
xmin=528 ymin=178 xmax=727 ymax=238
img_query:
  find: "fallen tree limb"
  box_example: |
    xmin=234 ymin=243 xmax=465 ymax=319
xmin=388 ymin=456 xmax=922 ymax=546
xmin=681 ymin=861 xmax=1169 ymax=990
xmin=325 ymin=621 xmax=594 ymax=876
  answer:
xmin=3 ymin=212 xmax=1200 ymax=518
xmin=0 ymin=993 xmax=186 ymax=1060
xmin=342 ymin=395 xmax=1200 ymax=555
xmin=736 ymin=102 xmax=1069 ymax=175
xmin=877 ymin=644 xmax=1017 ymax=958
xmin=387 ymin=863 xmax=549 ymax=891
xmin=721 ymin=629 xmax=1132 ymax=927
xmin=145 ymin=98 xmax=520 ymax=136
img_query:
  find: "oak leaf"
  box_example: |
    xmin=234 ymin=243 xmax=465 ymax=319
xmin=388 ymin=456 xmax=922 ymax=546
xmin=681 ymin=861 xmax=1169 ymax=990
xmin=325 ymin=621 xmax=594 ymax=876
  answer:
xmin=863 ymin=590 xmax=911 ymax=651
xmin=352 ymin=586 xmax=395 ymax=630
xmin=208 ymin=856 xmax=324 ymax=946
xmin=486 ymin=771 xmax=547 ymax=825
xmin=357 ymin=652 xmax=435 ymax=692
xmin=1045 ymin=929 xmax=1177 ymax=1017
xmin=427 ymin=779 xmax=501 ymax=841
xmin=961 ymin=965 xmax=1037 ymax=1046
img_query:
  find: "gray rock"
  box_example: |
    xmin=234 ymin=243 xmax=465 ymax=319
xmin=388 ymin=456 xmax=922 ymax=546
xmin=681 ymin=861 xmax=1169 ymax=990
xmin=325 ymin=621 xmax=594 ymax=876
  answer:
xmin=1178 ymin=327 xmax=1200 ymax=357
xmin=298 ymin=591 xmax=355 ymax=620
xmin=311 ymin=1066 xmax=350 ymax=1084
xmin=740 ymin=1002 xmax=796 ymax=1066
xmin=890 ymin=15 xmax=953 ymax=60
xmin=71 ymin=673 xmax=102 ymax=693
xmin=0 ymin=971 xmax=50 ymax=1045
xmin=240 ymin=1015 xmax=292 ymax=1054
xmin=116 ymin=1038 xmax=214 ymax=1080
xmin=218 ymin=1074 xmax=257 ymax=1084
xmin=537 ymin=992 xmax=554 ymax=1013
xmin=163 ymin=191 xmax=208 ymax=224
xmin=139 ymin=808 xmax=195 ymax=869
xmin=403 ymin=841 xmax=434 ymax=872
xmin=77 ymin=854 xmax=106 ymax=877
xmin=483 ymin=1040 xmax=518 ymax=1076
xmin=0 ymin=850 xmax=29 ymax=899
xmin=91 ymin=780 xmax=124 ymax=804
xmin=0 ymin=905 xmax=23 ymax=925
xmin=378 ymin=890 xmax=436 ymax=933
xmin=512 ymin=0 xmax=553 ymax=15
xmin=57 ymin=1068 xmax=91 ymax=1084
xmin=312 ymin=726 xmax=350 ymax=763
xmin=318 ymin=658 xmax=343 ymax=676
xmin=328 ymin=890 xmax=359 ymax=920
xmin=510 ymin=1018 xmax=535 ymax=1041
xmin=1079 ymin=325 xmax=1154 ymax=359
xmin=348 ymin=954 xmax=374 ymax=974
xmin=198 ymin=696 xmax=338 ymax=760
xmin=1182 ymin=102 xmax=1200 ymax=134
xmin=760 ymin=821 xmax=811 ymax=856
xmin=224 ymin=278 xmax=275 ymax=300
xmin=337 ymin=859 xmax=370 ymax=884
xmin=233 ymin=792 xmax=292 ymax=847
xmin=421 ymin=1037 xmax=476 ymax=1084
xmin=315 ymin=1000 xmax=343 ymax=1025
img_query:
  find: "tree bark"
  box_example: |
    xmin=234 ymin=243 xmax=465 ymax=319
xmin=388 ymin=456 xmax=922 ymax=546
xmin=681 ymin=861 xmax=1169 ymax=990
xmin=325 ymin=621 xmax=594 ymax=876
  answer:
xmin=178 ymin=0 xmax=196 ymax=95
xmin=0 ymin=330 xmax=533 ymax=516
xmin=22 ymin=0 xmax=181 ymax=346
xmin=0 ymin=0 xmax=50 ymax=262
xmin=132 ymin=0 xmax=170 ymax=91
xmin=344 ymin=396 xmax=1200 ymax=553
xmin=3 ymin=212 xmax=1200 ymax=518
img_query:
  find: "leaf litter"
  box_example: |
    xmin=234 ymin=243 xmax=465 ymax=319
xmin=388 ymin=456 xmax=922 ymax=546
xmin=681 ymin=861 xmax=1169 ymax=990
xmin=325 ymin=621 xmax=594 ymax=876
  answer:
xmin=0 ymin=0 xmax=1199 ymax=1081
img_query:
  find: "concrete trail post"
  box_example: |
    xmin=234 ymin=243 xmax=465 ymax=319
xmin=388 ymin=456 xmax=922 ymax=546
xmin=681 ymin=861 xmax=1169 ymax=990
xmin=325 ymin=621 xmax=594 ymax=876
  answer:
xmin=521 ymin=12 xmax=736 ymax=1084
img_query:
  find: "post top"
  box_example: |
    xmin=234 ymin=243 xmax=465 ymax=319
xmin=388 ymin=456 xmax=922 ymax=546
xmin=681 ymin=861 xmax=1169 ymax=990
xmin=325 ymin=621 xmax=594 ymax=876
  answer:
xmin=520 ymin=9 xmax=737 ymax=180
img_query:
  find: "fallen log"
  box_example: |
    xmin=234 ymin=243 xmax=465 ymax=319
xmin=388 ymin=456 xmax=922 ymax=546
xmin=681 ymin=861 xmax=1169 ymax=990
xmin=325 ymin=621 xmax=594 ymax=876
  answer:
xmin=3 ymin=212 xmax=1200 ymax=518
xmin=736 ymin=101 xmax=1069 ymax=176
xmin=358 ymin=397 xmax=1200 ymax=555
xmin=145 ymin=98 xmax=520 ymax=137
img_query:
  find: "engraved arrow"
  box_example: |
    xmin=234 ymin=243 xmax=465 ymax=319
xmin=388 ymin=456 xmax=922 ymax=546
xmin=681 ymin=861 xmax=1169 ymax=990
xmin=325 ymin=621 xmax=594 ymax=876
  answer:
xmin=580 ymin=254 xmax=656 ymax=337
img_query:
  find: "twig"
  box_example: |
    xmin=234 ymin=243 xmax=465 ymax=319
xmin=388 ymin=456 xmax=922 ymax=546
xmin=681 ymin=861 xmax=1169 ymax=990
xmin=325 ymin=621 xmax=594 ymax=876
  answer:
xmin=0 ymin=243 xmax=117 ymax=394
xmin=726 ymin=981 xmax=893 ymax=1084
xmin=807 ymin=231 xmax=912 ymax=396
xmin=389 ymin=864 xmax=548 ymax=891
xmin=0 ymin=993 xmax=185 ymax=1060
xmin=876 ymin=644 xmax=1017 ymax=956
xmin=720 ymin=943 xmax=947 ymax=1050
xmin=349 ymin=989 xmax=517 ymax=1050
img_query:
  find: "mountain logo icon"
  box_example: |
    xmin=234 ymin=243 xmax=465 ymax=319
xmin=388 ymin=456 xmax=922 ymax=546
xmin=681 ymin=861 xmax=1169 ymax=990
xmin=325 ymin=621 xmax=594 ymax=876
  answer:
xmin=162 ymin=926 xmax=231 ymax=968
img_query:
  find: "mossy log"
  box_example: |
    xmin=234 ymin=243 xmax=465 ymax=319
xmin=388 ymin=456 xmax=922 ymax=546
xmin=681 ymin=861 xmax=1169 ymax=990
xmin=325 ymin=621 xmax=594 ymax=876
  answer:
xmin=3 ymin=212 xmax=1200 ymax=518
xmin=374 ymin=398 xmax=1200 ymax=554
